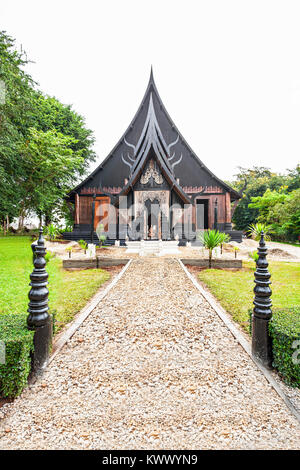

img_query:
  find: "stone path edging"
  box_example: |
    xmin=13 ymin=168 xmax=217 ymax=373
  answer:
xmin=49 ymin=259 xmax=133 ymax=365
xmin=177 ymin=258 xmax=300 ymax=424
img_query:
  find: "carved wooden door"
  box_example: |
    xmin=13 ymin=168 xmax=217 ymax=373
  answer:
xmin=94 ymin=197 xmax=110 ymax=231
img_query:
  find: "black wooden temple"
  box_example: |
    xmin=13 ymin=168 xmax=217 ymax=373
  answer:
xmin=64 ymin=68 xmax=242 ymax=245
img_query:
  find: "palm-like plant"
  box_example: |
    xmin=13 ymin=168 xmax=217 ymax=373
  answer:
xmin=219 ymin=232 xmax=230 ymax=254
xmin=197 ymin=229 xmax=228 ymax=268
xmin=45 ymin=223 xmax=59 ymax=241
xmin=248 ymin=223 xmax=273 ymax=241
xmin=96 ymin=223 xmax=107 ymax=248
xmin=78 ymin=239 xmax=88 ymax=254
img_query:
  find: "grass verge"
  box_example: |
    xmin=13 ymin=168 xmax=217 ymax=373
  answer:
xmin=0 ymin=236 xmax=110 ymax=331
xmin=198 ymin=260 xmax=300 ymax=332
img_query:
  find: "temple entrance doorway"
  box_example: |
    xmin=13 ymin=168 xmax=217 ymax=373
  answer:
xmin=196 ymin=199 xmax=209 ymax=230
xmin=144 ymin=198 xmax=161 ymax=239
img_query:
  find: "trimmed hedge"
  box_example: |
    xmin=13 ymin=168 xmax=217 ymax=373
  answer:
xmin=0 ymin=314 xmax=34 ymax=398
xmin=249 ymin=307 xmax=300 ymax=387
xmin=269 ymin=307 xmax=300 ymax=387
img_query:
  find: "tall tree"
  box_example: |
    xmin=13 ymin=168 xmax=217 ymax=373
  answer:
xmin=230 ymin=167 xmax=289 ymax=231
xmin=0 ymin=31 xmax=35 ymax=226
xmin=0 ymin=31 xmax=96 ymax=229
xmin=16 ymin=128 xmax=84 ymax=225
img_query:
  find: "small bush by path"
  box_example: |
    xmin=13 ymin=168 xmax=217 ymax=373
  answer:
xmin=0 ymin=314 xmax=34 ymax=398
xmin=269 ymin=308 xmax=300 ymax=387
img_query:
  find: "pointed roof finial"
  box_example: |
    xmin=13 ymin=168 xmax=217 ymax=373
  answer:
xmin=149 ymin=65 xmax=154 ymax=83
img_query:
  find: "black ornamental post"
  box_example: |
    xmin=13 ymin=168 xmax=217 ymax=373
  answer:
xmin=214 ymin=198 xmax=218 ymax=230
xmin=27 ymin=228 xmax=52 ymax=375
xmin=252 ymin=231 xmax=273 ymax=368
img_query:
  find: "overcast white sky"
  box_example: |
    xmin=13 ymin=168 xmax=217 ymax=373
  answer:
xmin=2 ymin=0 xmax=300 ymax=180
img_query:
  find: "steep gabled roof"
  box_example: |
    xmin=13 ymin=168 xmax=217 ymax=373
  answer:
xmin=69 ymin=68 xmax=241 ymax=200
xmin=119 ymin=92 xmax=191 ymax=204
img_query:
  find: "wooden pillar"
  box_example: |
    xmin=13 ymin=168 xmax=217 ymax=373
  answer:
xmin=75 ymin=194 xmax=80 ymax=225
xmin=225 ymin=192 xmax=232 ymax=230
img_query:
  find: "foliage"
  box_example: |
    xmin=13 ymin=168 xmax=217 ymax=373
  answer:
xmin=44 ymin=251 xmax=56 ymax=264
xmin=0 ymin=314 xmax=34 ymax=398
xmin=78 ymin=239 xmax=88 ymax=252
xmin=0 ymin=31 xmax=36 ymax=226
xmin=198 ymin=260 xmax=300 ymax=333
xmin=197 ymin=229 xmax=228 ymax=268
xmin=249 ymin=188 xmax=300 ymax=242
xmin=248 ymin=250 xmax=259 ymax=263
xmin=96 ymin=223 xmax=107 ymax=247
xmin=230 ymin=166 xmax=300 ymax=232
xmin=269 ymin=308 xmax=300 ymax=387
xmin=0 ymin=31 xmax=95 ymax=229
xmin=247 ymin=223 xmax=273 ymax=241
xmin=44 ymin=223 xmax=60 ymax=241
xmin=31 ymin=91 xmax=95 ymax=176
xmin=16 ymin=128 xmax=84 ymax=222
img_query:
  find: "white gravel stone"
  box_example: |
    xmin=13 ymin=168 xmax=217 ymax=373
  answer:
xmin=0 ymin=258 xmax=299 ymax=449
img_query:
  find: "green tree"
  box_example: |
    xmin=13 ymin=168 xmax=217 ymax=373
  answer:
xmin=248 ymin=188 xmax=300 ymax=241
xmin=16 ymin=128 xmax=84 ymax=224
xmin=31 ymin=92 xmax=95 ymax=176
xmin=230 ymin=167 xmax=289 ymax=231
xmin=0 ymin=31 xmax=96 ymax=230
xmin=0 ymin=31 xmax=36 ymax=227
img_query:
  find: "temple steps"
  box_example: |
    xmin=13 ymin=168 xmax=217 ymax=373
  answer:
xmin=125 ymin=240 xmax=180 ymax=256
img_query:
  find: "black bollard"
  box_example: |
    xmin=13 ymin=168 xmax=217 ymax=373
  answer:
xmin=27 ymin=228 xmax=52 ymax=375
xmin=252 ymin=231 xmax=273 ymax=368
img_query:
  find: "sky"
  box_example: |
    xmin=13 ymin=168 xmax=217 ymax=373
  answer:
xmin=1 ymin=0 xmax=300 ymax=181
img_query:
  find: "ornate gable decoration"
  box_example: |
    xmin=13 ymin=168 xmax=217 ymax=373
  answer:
xmin=140 ymin=159 xmax=163 ymax=185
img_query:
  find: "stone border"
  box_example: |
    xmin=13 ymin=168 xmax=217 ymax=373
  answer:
xmin=181 ymin=258 xmax=242 ymax=269
xmin=49 ymin=259 xmax=133 ymax=364
xmin=178 ymin=258 xmax=300 ymax=424
xmin=62 ymin=257 xmax=130 ymax=269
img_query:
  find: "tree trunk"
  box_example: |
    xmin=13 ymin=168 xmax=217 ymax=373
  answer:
xmin=45 ymin=213 xmax=52 ymax=226
xmin=18 ymin=202 xmax=26 ymax=230
xmin=18 ymin=214 xmax=25 ymax=230
xmin=209 ymin=249 xmax=212 ymax=268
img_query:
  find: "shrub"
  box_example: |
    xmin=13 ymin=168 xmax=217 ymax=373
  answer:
xmin=96 ymin=223 xmax=106 ymax=247
xmin=248 ymin=250 xmax=259 ymax=263
xmin=0 ymin=314 xmax=34 ymax=398
xmin=44 ymin=223 xmax=60 ymax=241
xmin=78 ymin=239 xmax=88 ymax=253
xmin=247 ymin=223 xmax=273 ymax=241
xmin=269 ymin=307 xmax=300 ymax=387
xmin=249 ymin=307 xmax=300 ymax=387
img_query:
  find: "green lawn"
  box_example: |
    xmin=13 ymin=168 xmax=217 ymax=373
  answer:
xmin=0 ymin=236 xmax=110 ymax=331
xmin=198 ymin=261 xmax=300 ymax=332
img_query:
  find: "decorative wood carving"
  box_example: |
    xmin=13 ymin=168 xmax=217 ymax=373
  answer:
xmin=140 ymin=159 xmax=163 ymax=185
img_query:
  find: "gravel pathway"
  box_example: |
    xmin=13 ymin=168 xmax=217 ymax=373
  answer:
xmin=0 ymin=258 xmax=299 ymax=449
